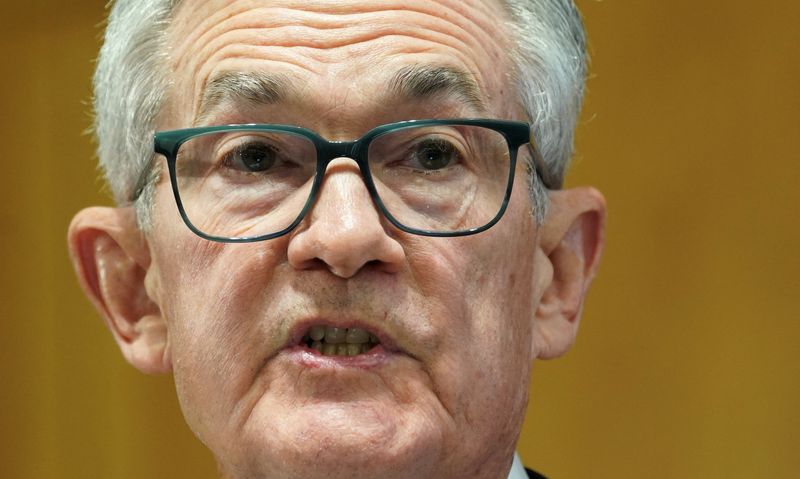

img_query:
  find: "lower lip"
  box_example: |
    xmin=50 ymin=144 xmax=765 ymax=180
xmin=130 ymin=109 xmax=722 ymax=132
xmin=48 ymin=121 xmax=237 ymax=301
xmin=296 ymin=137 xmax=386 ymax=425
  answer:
xmin=282 ymin=345 xmax=395 ymax=370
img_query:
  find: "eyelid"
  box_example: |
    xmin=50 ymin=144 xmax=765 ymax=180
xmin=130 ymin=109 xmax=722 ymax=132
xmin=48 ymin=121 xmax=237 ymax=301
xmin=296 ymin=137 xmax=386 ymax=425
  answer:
xmin=369 ymin=128 xmax=469 ymax=166
xmin=215 ymin=132 xmax=277 ymax=151
xmin=213 ymin=134 xmax=282 ymax=161
xmin=409 ymin=133 xmax=468 ymax=157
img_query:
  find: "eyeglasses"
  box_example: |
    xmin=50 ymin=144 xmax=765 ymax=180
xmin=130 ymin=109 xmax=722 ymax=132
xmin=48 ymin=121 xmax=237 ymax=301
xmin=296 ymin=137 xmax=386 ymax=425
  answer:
xmin=151 ymin=118 xmax=547 ymax=243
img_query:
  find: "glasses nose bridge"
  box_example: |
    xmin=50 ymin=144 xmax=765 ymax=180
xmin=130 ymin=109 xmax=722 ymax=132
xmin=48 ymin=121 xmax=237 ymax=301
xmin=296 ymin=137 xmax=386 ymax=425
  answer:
xmin=316 ymin=139 xmax=372 ymax=191
xmin=319 ymin=139 xmax=361 ymax=166
xmin=308 ymin=138 xmax=385 ymax=227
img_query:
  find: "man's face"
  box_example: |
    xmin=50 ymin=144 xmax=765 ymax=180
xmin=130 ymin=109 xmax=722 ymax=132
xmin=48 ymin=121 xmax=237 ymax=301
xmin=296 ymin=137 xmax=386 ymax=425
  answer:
xmin=148 ymin=0 xmax=541 ymax=477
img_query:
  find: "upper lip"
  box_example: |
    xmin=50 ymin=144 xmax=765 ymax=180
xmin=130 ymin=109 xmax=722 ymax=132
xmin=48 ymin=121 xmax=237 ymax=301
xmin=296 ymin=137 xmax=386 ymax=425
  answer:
xmin=286 ymin=317 xmax=401 ymax=353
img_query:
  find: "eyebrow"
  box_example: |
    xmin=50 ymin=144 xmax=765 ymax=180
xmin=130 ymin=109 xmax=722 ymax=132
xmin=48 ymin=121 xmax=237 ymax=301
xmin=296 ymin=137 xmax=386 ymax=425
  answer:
xmin=195 ymin=71 xmax=296 ymax=125
xmin=194 ymin=64 xmax=487 ymax=125
xmin=387 ymin=64 xmax=488 ymax=114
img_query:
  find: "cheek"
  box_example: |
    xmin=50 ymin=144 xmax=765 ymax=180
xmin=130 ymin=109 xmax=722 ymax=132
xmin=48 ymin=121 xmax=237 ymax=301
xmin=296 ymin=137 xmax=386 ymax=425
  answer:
xmin=151 ymin=186 xmax=282 ymax=335
xmin=148 ymin=193 xmax=290 ymax=430
xmin=419 ymin=199 xmax=536 ymax=437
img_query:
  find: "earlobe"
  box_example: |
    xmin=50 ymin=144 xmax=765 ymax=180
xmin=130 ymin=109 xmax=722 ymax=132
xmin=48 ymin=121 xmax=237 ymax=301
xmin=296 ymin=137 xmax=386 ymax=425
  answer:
xmin=533 ymin=187 xmax=606 ymax=360
xmin=68 ymin=207 xmax=171 ymax=374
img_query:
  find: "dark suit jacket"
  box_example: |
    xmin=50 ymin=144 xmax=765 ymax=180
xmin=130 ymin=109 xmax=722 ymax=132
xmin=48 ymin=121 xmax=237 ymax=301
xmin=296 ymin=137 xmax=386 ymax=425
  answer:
xmin=525 ymin=467 xmax=547 ymax=479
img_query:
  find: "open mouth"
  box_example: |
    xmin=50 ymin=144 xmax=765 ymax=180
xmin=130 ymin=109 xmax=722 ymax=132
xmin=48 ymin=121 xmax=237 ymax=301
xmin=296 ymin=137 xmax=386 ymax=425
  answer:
xmin=300 ymin=325 xmax=381 ymax=357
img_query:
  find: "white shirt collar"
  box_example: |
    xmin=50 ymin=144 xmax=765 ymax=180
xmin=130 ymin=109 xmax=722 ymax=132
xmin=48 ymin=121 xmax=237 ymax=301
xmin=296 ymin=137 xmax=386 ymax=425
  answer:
xmin=508 ymin=452 xmax=530 ymax=479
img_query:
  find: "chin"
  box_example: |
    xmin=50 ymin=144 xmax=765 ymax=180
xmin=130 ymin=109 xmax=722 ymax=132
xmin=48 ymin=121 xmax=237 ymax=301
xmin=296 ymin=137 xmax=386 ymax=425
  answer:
xmin=221 ymin=402 xmax=444 ymax=479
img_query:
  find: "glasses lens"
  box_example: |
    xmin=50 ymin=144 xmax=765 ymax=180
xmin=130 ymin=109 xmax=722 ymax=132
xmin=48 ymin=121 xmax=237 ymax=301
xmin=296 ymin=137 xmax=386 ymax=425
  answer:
xmin=367 ymin=124 xmax=512 ymax=233
xmin=174 ymin=129 xmax=317 ymax=239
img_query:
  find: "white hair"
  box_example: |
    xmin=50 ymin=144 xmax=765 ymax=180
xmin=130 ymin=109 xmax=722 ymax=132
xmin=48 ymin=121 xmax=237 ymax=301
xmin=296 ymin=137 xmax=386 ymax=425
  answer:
xmin=505 ymin=0 xmax=587 ymax=218
xmin=92 ymin=0 xmax=586 ymax=226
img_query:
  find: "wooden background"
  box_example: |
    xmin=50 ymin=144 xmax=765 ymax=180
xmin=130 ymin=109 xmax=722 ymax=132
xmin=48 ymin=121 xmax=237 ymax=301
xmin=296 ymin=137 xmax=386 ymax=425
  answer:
xmin=1 ymin=1 xmax=798 ymax=477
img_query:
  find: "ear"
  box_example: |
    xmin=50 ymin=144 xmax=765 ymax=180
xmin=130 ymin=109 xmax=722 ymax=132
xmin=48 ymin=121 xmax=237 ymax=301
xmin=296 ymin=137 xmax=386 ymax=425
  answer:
xmin=532 ymin=187 xmax=606 ymax=360
xmin=67 ymin=206 xmax=171 ymax=374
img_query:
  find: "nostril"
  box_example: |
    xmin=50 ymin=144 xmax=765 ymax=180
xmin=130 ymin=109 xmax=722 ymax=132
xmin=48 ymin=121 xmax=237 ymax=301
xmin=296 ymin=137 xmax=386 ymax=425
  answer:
xmin=364 ymin=259 xmax=381 ymax=269
xmin=291 ymin=256 xmax=327 ymax=272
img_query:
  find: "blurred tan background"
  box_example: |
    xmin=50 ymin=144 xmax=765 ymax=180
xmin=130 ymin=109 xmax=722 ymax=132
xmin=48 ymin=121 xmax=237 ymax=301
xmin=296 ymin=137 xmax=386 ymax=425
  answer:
xmin=1 ymin=1 xmax=798 ymax=477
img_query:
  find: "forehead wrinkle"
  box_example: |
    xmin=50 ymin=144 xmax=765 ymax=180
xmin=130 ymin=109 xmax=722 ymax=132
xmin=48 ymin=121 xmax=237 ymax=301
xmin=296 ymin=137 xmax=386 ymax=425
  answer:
xmin=171 ymin=0 xmax=512 ymax=67
xmin=169 ymin=0 xmax=514 ymax=125
xmin=187 ymin=35 xmax=486 ymax=123
xmin=171 ymin=0 xmax=509 ymax=70
xmin=178 ymin=9 xmax=492 ymax=66
xmin=172 ymin=0 xmax=508 ymax=39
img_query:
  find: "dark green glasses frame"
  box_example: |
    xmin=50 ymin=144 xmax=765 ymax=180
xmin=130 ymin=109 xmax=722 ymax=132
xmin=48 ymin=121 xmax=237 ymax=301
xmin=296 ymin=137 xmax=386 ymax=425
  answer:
xmin=152 ymin=118 xmax=547 ymax=243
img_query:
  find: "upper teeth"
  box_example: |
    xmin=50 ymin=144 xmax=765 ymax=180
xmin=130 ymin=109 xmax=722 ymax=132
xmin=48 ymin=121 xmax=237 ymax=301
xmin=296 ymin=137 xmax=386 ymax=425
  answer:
xmin=308 ymin=326 xmax=377 ymax=344
xmin=305 ymin=326 xmax=379 ymax=356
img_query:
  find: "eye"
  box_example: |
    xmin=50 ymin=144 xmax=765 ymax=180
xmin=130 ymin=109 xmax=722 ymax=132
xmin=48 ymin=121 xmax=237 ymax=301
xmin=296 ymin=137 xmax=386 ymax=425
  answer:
xmin=411 ymin=138 xmax=460 ymax=170
xmin=224 ymin=142 xmax=277 ymax=172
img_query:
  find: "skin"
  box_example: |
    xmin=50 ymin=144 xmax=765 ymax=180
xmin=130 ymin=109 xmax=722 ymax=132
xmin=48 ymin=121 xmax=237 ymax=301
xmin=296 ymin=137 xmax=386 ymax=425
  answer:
xmin=68 ymin=1 xmax=606 ymax=478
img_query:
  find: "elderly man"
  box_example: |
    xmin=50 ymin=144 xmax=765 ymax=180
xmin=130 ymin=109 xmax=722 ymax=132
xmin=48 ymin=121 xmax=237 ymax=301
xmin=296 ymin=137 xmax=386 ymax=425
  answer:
xmin=68 ymin=0 xmax=605 ymax=478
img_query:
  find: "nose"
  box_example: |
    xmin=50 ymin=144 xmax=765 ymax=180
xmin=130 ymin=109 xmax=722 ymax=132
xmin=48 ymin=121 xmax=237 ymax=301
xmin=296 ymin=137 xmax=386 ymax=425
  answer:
xmin=287 ymin=158 xmax=405 ymax=278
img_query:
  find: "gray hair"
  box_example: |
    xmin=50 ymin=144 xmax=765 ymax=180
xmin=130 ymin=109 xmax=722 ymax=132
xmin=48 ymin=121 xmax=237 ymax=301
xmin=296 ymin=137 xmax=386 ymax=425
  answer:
xmin=92 ymin=0 xmax=586 ymax=227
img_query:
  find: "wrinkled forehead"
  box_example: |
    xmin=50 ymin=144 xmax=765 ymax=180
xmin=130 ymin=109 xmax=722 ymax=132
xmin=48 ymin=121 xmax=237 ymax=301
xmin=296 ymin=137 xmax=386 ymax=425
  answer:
xmin=163 ymin=0 xmax=517 ymax=130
